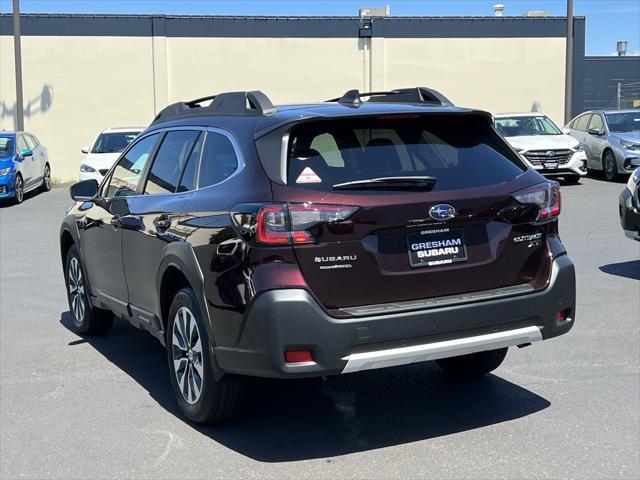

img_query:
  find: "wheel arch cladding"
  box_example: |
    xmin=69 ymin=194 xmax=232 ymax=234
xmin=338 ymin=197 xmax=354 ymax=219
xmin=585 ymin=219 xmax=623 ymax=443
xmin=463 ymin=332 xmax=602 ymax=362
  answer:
xmin=159 ymin=264 xmax=191 ymax=334
xmin=60 ymin=229 xmax=75 ymax=268
xmin=157 ymin=246 xmax=226 ymax=381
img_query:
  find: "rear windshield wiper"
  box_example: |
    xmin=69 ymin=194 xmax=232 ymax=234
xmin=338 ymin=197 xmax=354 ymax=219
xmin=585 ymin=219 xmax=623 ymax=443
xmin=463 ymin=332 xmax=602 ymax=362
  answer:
xmin=332 ymin=176 xmax=437 ymax=191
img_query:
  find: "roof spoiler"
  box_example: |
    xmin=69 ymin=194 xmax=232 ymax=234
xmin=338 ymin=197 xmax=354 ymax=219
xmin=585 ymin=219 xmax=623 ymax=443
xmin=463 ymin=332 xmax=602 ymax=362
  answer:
xmin=327 ymin=87 xmax=453 ymax=107
xmin=152 ymin=90 xmax=277 ymax=124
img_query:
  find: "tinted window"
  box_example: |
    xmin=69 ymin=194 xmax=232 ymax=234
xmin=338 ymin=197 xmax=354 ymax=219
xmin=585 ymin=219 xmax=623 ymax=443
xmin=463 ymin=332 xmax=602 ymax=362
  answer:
xmin=92 ymin=131 xmax=140 ymax=154
xmin=0 ymin=135 xmax=15 ymax=158
xmin=495 ymin=116 xmax=561 ymax=136
xmin=198 ymin=132 xmax=239 ymax=188
xmin=24 ymin=135 xmax=38 ymax=149
xmin=574 ymin=114 xmax=592 ymax=131
xmin=17 ymin=136 xmax=28 ymax=155
xmin=105 ymin=134 xmax=159 ymax=197
xmin=287 ymin=115 xmax=525 ymax=193
xmin=178 ymin=133 xmax=203 ymax=192
xmin=589 ymin=114 xmax=604 ymax=132
xmin=605 ymin=112 xmax=640 ymax=133
xmin=144 ymin=130 xmax=201 ymax=195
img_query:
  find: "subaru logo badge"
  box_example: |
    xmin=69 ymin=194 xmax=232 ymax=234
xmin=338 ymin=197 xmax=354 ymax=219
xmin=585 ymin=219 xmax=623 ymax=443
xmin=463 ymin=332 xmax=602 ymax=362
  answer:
xmin=546 ymin=150 xmax=556 ymax=157
xmin=429 ymin=204 xmax=456 ymax=221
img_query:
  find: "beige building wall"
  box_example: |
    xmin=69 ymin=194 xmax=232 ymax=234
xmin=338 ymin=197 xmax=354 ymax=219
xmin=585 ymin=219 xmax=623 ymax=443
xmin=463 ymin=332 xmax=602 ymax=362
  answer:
xmin=383 ymin=37 xmax=566 ymax=124
xmin=0 ymin=32 xmax=566 ymax=181
xmin=0 ymin=35 xmax=156 ymax=180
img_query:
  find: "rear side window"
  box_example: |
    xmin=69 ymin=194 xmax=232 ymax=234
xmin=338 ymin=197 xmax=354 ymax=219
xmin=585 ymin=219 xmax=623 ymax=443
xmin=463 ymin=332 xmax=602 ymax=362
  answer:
xmin=144 ymin=130 xmax=201 ymax=195
xmin=574 ymin=114 xmax=592 ymax=131
xmin=178 ymin=133 xmax=203 ymax=192
xmin=287 ymin=115 xmax=525 ymax=192
xmin=198 ymin=132 xmax=239 ymax=188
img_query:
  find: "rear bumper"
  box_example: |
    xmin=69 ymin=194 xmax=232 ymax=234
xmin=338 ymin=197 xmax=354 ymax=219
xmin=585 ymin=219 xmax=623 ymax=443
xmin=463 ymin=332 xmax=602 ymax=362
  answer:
xmin=619 ymin=187 xmax=640 ymax=241
xmin=215 ymin=255 xmax=576 ymax=378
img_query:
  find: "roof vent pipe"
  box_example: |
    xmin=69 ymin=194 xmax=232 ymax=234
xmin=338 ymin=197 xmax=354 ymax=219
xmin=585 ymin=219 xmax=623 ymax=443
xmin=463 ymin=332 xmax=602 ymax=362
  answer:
xmin=492 ymin=3 xmax=505 ymax=16
xmin=617 ymin=41 xmax=628 ymax=56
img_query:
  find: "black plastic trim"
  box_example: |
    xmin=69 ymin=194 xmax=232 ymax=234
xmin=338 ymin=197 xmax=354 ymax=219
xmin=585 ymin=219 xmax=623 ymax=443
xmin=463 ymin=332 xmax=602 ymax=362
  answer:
xmin=340 ymin=283 xmax=535 ymax=317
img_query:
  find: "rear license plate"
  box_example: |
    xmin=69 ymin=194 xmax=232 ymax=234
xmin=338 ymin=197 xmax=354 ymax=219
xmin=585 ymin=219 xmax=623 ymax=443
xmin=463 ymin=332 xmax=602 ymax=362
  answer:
xmin=544 ymin=162 xmax=558 ymax=169
xmin=407 ymin=228 xmax=468 ymax=268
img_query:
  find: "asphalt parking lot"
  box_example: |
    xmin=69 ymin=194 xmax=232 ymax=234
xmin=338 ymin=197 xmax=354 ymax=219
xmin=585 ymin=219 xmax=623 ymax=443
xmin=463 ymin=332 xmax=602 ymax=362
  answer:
xmin=0 ymin=176 xmax=638 ymax=480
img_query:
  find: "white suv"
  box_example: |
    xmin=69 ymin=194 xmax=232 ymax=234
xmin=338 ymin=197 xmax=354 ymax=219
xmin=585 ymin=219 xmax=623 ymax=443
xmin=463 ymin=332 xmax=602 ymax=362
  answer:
xmin=495 ymin=113 xmax=587 ymax=183
xmin=79 ymin=127 xmax=143 ymax=182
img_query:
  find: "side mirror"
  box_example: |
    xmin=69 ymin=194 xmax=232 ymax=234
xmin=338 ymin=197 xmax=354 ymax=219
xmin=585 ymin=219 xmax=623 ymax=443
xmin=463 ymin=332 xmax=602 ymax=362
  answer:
xmin=588 ymin=127 xmax=603 ymax=136
xmin=81 ymin=146 xmax=90 ymax=154
xmin=70 ymin=179 xmax=99 ymax=201
xmin=21 ymin=148 xmax=33 ymax=157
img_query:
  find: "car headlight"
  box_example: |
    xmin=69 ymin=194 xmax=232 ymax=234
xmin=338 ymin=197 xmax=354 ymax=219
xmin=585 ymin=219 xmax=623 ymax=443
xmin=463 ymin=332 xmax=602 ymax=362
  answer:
xmin=80 ymin=164 xmax=96 ymax=173
xmin=573 ymin=143 xmax=584 ymax=152
xmin=620 ymin=139 xmax=640 ymax=151
xmin=0 ymin=167 xmax=12 ymax=176
xmin=628 ymin=168 xmax=640 ymax=191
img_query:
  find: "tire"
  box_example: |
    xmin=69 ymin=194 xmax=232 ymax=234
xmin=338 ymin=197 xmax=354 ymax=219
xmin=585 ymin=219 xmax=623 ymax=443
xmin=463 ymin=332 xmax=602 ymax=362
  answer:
xmin=436 ymin=348 xmax=508 ymax=378
xmin=603 ymin=150 xmax=619 ymax=182
xmin=40 ymin=163 xmax=52 ymax=192
xmin=167 ymin=287 xmax=246 ymax=424
xmin=64 ymin=244 xmax=113 ymax=335
xmin=564 ymin=175 xmax=581 ymax=185
xmin=13 ymin=174 xmax=24 ymax=204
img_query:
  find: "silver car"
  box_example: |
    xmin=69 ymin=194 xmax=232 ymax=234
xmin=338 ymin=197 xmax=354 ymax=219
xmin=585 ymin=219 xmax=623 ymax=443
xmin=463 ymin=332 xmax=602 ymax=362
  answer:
xmin=564 ymin=109 xmax=640 ymax=181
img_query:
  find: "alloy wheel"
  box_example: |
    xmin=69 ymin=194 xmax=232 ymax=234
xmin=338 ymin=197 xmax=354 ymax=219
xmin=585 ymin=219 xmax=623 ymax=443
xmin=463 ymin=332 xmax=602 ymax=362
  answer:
xmin=604 ymin=153 xmax=617 ymax=180
xmin=44 ymin=166 xmax=51 ymax=190
xmin=68 ymin=257 xmax=86 ymax=323
xmin=14 ymin=177 xmax=23 ymax=203
xmin=171 ymin=306 xmax=204 ymax=405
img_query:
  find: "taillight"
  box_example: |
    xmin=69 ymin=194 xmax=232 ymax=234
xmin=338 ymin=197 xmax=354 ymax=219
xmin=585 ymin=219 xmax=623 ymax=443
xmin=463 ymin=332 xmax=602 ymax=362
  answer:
xmin=256 ymin=203 xmax=359 ymax=245
xmin=513 ymin=181 xmax=561 ymax=222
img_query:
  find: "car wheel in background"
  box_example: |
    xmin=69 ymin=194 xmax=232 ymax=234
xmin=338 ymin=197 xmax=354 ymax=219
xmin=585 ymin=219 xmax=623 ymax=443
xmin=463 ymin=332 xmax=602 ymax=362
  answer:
xmin=13 ymin=175 xmax=24 ymax=204
xmin=167 ymin=287 xmax=246 ymax=424
xmin=603 ymin=150 xmax=619 ymax=182
xmin=564 ymin=175 xmax=581 ymax=185
xmin=65 ymin=244 xmax=113 ymax=335
xmin=436 ymin=348 xmax=508 ymax=377
xmin=40 ymin=164 xmax=52 ymax=192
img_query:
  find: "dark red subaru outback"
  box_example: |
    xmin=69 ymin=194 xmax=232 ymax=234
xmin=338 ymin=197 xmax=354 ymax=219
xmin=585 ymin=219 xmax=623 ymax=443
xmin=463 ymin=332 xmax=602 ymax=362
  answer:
xmin=60 ymin=88 xmax=575 ymax=423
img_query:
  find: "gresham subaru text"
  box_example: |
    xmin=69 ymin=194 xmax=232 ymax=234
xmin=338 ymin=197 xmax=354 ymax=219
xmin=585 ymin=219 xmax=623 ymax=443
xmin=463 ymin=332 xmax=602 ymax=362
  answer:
xmin=59 ymin=88 xmax=576 ymax=424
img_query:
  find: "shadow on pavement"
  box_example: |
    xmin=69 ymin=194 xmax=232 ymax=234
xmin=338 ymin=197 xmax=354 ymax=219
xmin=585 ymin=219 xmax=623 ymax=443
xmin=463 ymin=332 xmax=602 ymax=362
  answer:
xmin=60 ymin=311 xmax=550 ymax=462
xmin=599 ymin=260 xmax=640 ymax=280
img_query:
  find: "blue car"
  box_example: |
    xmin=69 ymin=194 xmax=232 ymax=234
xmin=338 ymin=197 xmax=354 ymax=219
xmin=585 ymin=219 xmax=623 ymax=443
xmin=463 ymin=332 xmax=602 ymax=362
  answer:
xmin=0 ymin=131 xmax=52 ymax=204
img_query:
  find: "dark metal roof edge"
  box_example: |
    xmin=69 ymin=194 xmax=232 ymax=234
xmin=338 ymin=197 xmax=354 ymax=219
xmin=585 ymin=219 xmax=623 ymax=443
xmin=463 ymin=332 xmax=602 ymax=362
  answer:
xmin=0 ymin=13 xmax=586 ymax=20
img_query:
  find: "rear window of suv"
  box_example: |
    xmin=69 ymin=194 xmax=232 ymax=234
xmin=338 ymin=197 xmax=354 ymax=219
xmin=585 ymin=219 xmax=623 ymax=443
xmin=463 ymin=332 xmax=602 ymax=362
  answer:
xmin=287 ymin=114 xmax=525 ymax=192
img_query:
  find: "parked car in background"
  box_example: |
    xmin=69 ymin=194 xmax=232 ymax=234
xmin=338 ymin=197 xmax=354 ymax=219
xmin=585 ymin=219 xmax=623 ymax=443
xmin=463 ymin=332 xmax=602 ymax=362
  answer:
xmin=495 ymin=113 xmax=587 ymax=184
xmin=79 ymin=127 xmax=143 ymax=182
xmin=564 ymin=109 xmax=640 ymax=181
xmin=619 ymin=167 xmax=640 ymax=241
xmin=0 ymin=131 xmax=51 ymax=204
xmin=60 ymin=88 xmax=575 ymax=424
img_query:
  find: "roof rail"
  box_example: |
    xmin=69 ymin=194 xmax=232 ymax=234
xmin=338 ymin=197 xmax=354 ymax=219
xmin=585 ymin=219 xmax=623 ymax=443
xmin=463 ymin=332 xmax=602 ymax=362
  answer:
xmin=152 ymin=90 xmax=276 ymax=124
xmin=327 ymin=87 xmax=453 ymax=107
